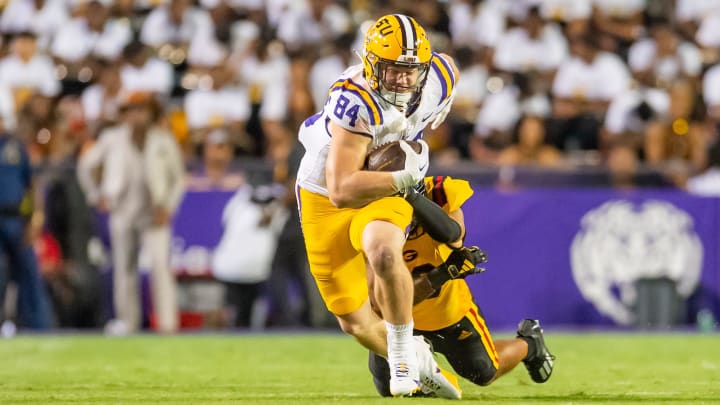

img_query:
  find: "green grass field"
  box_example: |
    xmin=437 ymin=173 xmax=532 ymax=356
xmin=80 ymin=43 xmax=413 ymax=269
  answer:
xmin=0 ymin=332 xmax=718 ymax=404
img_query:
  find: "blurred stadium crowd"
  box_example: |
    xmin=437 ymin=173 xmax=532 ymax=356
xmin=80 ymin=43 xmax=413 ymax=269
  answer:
xmin=1 ymin=0 xmax=720 ymax=333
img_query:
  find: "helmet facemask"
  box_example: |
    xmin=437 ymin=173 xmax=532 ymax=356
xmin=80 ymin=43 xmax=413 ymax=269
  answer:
xmin=373 ymin=58 xmax=429 ymax=111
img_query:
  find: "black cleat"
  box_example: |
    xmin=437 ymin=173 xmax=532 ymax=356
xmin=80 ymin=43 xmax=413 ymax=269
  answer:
xmin=516 ymin=319 xmax=555 ymax=383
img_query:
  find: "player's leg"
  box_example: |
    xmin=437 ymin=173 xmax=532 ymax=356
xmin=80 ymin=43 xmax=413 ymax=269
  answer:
xmin=361 ymin=219 xmax=421 ymax=396
xmin=422 ymin=314 xmax=500 ymax=386
xmin=348 ymin=197 xmax=420 ymax=396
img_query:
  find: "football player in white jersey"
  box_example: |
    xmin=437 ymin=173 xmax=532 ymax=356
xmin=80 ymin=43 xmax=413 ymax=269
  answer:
xmin=295 ymin=14 xmax=461 ymax=398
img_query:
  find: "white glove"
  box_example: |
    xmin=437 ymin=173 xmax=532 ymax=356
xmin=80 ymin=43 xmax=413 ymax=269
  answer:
xmin=391 ymin=140 xmax=429 ymax=192
xmin=430 ymin=93 xmax=455 ymax=130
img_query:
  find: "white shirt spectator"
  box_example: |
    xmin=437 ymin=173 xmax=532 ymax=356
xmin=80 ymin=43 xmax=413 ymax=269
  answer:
xmin=696 ymin=11 xmax=720 ymax=48
xmin=239 ymin=51 xmax=290 ymax=121
xmin=702 ymin=64 xmax=720 ymax=110
xmin=0 ymin=53 xmax=60 ymax=98
xmin=184 ymin=86 xmax=251 ymax=130
xmin=51 ymin=17 xmax=133 ymax=62
xmin=676 ymin=0 xmax=720 ymax=23
xmin=449 ymin=0 xmax=506 ymax=49
xmin=0 ymin=0 xmax=69 ymax=50
xmin=552 ymin=52 xmax=631 ymax=101
xmin=628 ymin=38 xmax=702 ymax=83
xmin=309 ymin=54 xmax=346 ymax=113
xmin=120 ymin=58 xmax=174 ymax=95
xmin=493 ymin=23 xmax=567 ymax=73
xmin=474 ymin=86 xmax=521 ymax=138
xmin=275 ymin=2 xmax=350 ymax=52
xmin=604 ymin=88 xmax=670 ymax=135
xmin=140 ymin=4 xmax=214 ymax=47
xmin=230 ymin=20 xmax=260 ymax=54
xmin=454 ymin=64 xmax=488 ymax=112
xmin=592 ymin=0 xmax=645 ymax=18
xmin=187 ymin=36 xmax=228 ymax=67
xmin=539 ymin=0 xmax=592 ymax=23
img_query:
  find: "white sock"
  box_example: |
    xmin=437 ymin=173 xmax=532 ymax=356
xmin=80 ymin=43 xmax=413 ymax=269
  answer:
xmin=386 ymin=321 xmax=414 ymax=358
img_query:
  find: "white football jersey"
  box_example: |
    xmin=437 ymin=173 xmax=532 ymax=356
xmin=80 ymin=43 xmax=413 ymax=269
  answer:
xmin=296 ymin=53 xmax=456 ymax=196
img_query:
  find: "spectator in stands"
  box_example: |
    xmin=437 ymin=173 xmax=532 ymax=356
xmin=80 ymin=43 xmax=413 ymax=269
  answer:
xmin=0 ymin=0 xmax=69 ymax=51
xmin=140 ymin=0 xmax=214 ymax=53
xmin=645 ymin=79 xmax=707 ymax=174
xmin=183 ymin=63 xmax=252 ymax=155
xmin=497 ymin=115 xmax=563 ymax=167
xmin=694 ymin=8 xmax=720 ymax=65
xmin=0 ymin=31 xmax=60 ymax=118
xmin=235 ymin=34 xmax=292 ymax=160
xmin=443 ymin=46 xmax=488 ymax=160
xmin=186 ymin=128 xmax=246 ymax=191
xmin=549 ymin=31 xmax=631 ymax=151
xmin=591 ymin=0 xmax=645 ymax=56
xmin=275 ymin=0 xmax=351 ymax=56
xmin=493 ymin=6 xmax=567 ymax=83
xmin=605 ymin=144 xmax=641 ymax=189
xmin=120 ymin=40 xmax=174 ymax=96
xmin=675 ymin=0 xmax=720 ymax=44
xmin=0 ymin=119 xmax=52 ymax=331
xmin=50 ymin=1 xmax=132 ymax=82
xmin=602 ymin=84 xmax=669 ymax=158
xmin=15 ymin=93 xmax=56 ymax=164
xmin=627 ymin=19 xmax=702 ymax=89
xmin=448 ymin=0 xmax=507 ymax=51
xmin=77 ymin=92 xmax=185 ymax=335
xmin=538 ymin=0 xmax=592 ymax=36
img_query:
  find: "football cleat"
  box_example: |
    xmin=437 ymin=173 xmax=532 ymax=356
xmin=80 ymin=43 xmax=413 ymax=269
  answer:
xmin=387 ymin=336 xmax=421 ymax=397
xmin=517 ymin=319 xmax=555 ymax=383
xmin=415 ymin=336 xmax=462 ymax=399
xmin=388 ymin=357 xmax=421 ymax=397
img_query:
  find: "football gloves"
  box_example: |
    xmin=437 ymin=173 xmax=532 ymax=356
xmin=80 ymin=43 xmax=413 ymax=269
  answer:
xmin=391 ymin=140 xmax=429 ymax=192
xmin=427 ymin=246 xmax=488 ymax=290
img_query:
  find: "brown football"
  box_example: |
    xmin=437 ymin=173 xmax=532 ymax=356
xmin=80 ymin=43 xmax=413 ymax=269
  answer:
xmin=365 ymin=140 xmax=423 ymax=172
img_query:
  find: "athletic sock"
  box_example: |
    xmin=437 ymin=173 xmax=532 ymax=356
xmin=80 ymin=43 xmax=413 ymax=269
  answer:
xmin=386 ymin=321 xmax=415 ymax=356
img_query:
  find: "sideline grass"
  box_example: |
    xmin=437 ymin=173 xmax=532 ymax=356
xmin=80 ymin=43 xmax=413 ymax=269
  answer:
xmin=0 ymin=332 xmax=719 ymax=404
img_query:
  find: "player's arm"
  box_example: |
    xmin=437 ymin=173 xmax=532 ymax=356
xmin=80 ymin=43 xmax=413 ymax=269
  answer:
xmin=326 ymin=122 xmax=428 ymax=208
xmin=326 ymin=121 xmax=398 ymax=208
xmin=404 ymin=187 xmax=463 ymax=245
xmin=412 ymin=244 xmax=488 ymax=305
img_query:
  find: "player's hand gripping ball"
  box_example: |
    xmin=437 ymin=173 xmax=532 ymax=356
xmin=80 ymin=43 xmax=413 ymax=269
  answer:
xmin=364 ymin=140 xmax=423 ymax=172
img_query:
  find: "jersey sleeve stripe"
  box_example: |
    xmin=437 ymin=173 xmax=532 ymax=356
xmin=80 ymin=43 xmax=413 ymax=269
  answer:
xmin=330 ymin=79 xmax=383 ymax=125
xmin=431 ymin=53 xmax=455 ymax=105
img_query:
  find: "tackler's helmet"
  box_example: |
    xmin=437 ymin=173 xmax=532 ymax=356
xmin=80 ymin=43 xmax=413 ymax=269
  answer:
xmin=363 ymin=14 xmax=431 ymax=111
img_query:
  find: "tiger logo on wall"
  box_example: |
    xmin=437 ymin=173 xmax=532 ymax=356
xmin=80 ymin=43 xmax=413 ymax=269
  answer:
xmin=570 ymin=200 xmax=703 ymax=325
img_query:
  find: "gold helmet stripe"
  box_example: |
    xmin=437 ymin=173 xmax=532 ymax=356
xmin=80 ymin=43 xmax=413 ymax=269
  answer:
xmin=393 ymin=14 xmax=416 ymax=58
